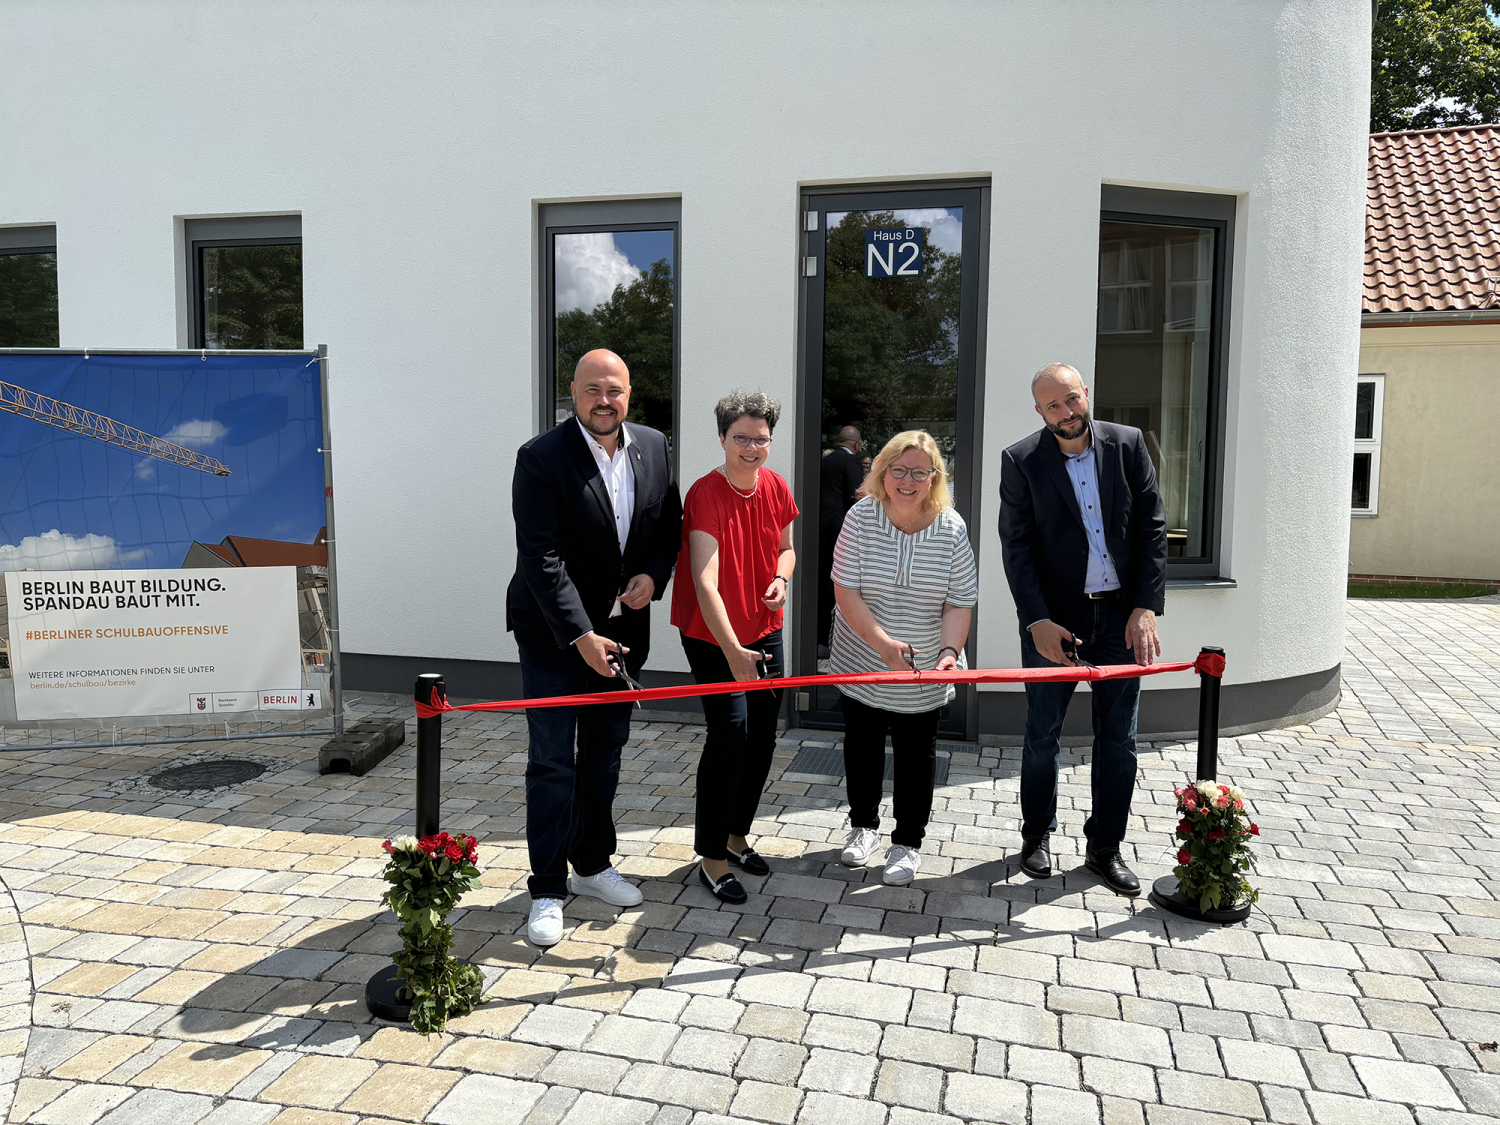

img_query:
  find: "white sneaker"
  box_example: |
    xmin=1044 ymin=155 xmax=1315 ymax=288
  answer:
xmin=527 ymin=898 xmax=565 ymax=947
xmin=841 ymin=827 xmax=880 ymax=866
xmin=883 ymin=845 xmax=921 ymax=886
xmin=569 ymin=866 xmax=644 ymax=908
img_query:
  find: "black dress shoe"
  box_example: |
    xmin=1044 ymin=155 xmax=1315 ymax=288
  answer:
xmin=699 ymin=863 xmax=748 ymax=904
xmin=726 ymin=845 xmax=770 ymax=877
xmin=1085 ymin=850 xmax=1141 ymax=896
xmin=1020 ymin=836 xmax=1052 ymax=878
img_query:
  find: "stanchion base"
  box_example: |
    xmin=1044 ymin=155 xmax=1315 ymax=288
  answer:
xmin=1149 ymin=875 xmax=1252 ymax=925
xmin=365 ymin=964 xmax=411 ymax=1022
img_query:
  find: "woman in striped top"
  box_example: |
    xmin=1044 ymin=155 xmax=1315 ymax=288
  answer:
xmin=829 ymin=430 xmax=979 ymax=886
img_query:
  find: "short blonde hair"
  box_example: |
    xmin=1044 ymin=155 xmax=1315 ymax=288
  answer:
xmin=864 ymin=430 xmax=951 ymax=515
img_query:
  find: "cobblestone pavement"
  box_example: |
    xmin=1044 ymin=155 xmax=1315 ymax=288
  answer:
xmin=0 ymin=595 xmax=1498 ymax=1125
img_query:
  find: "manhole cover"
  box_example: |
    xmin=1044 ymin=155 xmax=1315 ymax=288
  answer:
xmin=150 ymin=759 xmax=266 ymax=790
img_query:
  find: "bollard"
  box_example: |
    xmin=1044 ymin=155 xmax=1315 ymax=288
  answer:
xmin=415 ymin=673 xmax=443 ymax=837
xmin=1195 ymin=646 xmax=1223 ymax=781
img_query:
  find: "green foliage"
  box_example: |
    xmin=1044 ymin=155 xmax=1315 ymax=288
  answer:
xmin=1348 ymin=581 xmax=1493 ymax=599
xmin=380 ymin=834 xmax=486 ymax=1034
xmin=556 ymin=258 xmax=674 ymax=442
xmin=202 ymin=244 xmax=304 ymax=349
xmin=821 ymin=212 xmax=962 ymax=457
xmin=1171 ymin=780 xmax=1261 ymax=915
xmin=1372 ymin=0 xmax=1500 ymax=131
xmin=0 ymin=252 xmax=60 ymax=347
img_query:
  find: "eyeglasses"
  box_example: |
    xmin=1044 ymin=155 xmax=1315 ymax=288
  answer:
xmin=886 ymin=465 xmax=935 ymax=482
xmin=731 ymin=435 xmax=772 ymax=449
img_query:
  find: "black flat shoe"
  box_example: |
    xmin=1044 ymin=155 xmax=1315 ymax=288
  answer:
xmin=1020 ymin=836 xmax=1052 ymax=879
xmin=699 ymin=863 xmax=748 ymax=905
xmin=726 ymin=845 xmax=770 ymax=877
xmin=1085 ymin=849 xmax=1141 ymax=896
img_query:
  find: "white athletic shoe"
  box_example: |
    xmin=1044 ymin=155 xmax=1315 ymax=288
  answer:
xmin=527 ymin=898 xmax=565 ymax=947
xmin=569 ymin=866 xmax=644 ymax=908
xmin=841 ymin=827 xmax=880 ymax=866
xmin=883 ymin=844 xmax=921 ymax=886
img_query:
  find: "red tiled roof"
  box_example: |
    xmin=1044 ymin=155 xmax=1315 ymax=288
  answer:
xmin=1366 ymin=125 xmax=1500 ymax=314
xmin=220 ymin=535 xmax=328 ymax=568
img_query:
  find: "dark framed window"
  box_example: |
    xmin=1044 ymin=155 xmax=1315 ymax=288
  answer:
xmin=185 ymin=215 xmax=302 ymax=349
xmin=1095 ymin=186 xmax=1234 ymax=577
xmin=539 ymin=199 xmax=680 ymax=456
xmin=1352 ymin=374 xmax=1384 ymax=515
xmin=0 ymin=225 xmax=60 ymax=348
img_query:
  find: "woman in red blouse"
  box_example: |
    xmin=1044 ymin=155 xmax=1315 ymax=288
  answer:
xmin=671 ymin=391 xmax=798 ymax=904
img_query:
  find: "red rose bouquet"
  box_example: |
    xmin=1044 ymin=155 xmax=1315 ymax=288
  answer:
xmin=379 ymin=831 xmax=485 ymax=1033
xmin=1171 ymin=780 xmax=1260 ymax=914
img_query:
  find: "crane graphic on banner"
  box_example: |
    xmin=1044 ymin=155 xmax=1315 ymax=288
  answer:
xmin=0 ymin=379 xmax=231 ymax=476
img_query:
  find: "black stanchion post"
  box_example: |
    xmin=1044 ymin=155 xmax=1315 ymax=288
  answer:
xmin=415 ymin=673 xmax=443 ymax=837
xmin=1195 ymin=646 xmax=1224 ymax=782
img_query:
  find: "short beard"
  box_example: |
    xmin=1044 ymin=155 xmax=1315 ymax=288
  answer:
xmin=1046 ymin=407 xmax=1091 ymax=440
xmin=580 ymin=408 xmax=621 ymax=438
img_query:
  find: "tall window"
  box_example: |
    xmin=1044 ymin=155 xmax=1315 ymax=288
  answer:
xmin=541 ymin=200 xmax=679 ymax=451
xmin=1095 ymin=188 xmax=1231 ymax=576
xmin=185 ymin=216 xmax=302 ymax=349
xmin=0 ymin=225 xmax=59 ymax=347
xmin=1352 ymin=374 xmax=1384 ymax=515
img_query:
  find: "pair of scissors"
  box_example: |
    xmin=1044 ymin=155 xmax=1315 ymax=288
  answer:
xmin=605 ymin=646 xmax=645 ymax=708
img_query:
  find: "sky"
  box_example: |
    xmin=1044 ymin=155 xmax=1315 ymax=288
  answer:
xmin=554 ymin=229 xmax=675 ymax=312
xmin=0 ymin=353 xmax=326 ymax=572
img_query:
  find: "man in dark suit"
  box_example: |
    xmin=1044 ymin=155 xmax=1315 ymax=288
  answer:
xmin=508 ymin=349 xmax=682 ymax=945
xmin=817 ymin=425 xmax=863 ymax=649
xmin=998 ymin=363 xmax=1167 ymax=896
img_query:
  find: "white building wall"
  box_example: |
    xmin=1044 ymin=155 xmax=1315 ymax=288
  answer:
xmin=0 ymin=2 xmax=1371 ymax=695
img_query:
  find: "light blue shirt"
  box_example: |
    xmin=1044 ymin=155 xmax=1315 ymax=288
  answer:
xmin=1063 ymin=437 xmax=1121 ymax=595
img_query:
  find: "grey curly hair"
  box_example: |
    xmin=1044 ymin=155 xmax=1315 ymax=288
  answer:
xmin=713 ymin=390 xmax=782 ymax=437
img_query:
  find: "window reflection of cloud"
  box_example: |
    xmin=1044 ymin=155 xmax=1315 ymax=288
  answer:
xmin=892 ymin=208 xmax=963 ymax=255
xmin=554 ymin=233 xmax=639 ymax=313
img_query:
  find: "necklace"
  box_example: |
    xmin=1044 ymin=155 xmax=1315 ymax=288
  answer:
xmin=886 ymin=502 xmax=923 ymax=535
xmin=718 ymin=466 xmax=758 ymax=499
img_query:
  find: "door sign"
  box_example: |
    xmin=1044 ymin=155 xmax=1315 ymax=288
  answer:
xmin=864 ymin=227 xmax=924 ymax=278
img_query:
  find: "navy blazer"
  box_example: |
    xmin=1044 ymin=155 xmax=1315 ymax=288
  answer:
xmin=506 ymin=420 xmax=682 ymax=657
xmin=998 ymin=421 xmax=1167 ymax=639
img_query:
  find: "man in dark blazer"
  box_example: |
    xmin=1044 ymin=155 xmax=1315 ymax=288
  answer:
xmin=507 ymin=349 xmax=682 ymax=946
xmin=999 ymin=362 xmax=1167 ymax=896
xmin=817 ymin=425 xmax=863 ymax=649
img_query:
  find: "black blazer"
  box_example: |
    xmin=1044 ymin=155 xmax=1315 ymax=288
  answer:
xmin=998 ymin=421 xmax=1167 ymax=639
xmin=506 ymin=420 xmax=683 ymax=657
xmin=819 ymin=446 xmax=864 ymax=528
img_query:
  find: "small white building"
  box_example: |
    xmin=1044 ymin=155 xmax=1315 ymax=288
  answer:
xmin=0 ymin=2 xmax=1373 ymax=738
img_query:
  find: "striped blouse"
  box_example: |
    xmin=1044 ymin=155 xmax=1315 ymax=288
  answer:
xmin=829 ymin=497 xmax=979 ymax=713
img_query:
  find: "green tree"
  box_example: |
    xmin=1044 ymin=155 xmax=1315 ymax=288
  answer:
xmin=1372 ymin=0 xmax=1500 ymax=131
xmin=555 ymin=258 xmax=675 ymax=441
xmin=0 ymin=252 xmax=60 ymax=348
xmin=203 ymin=244 xmax=303 ymax=349
xmin=821 ymin=212 xmax=962 ymax=460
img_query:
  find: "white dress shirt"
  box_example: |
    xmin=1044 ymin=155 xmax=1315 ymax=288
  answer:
xmin=577 ymin=418 xmax=636 ymax=617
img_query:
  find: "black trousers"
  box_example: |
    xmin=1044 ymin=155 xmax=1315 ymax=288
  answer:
xmin=841 ymin=693 xmax=941 ymax=848
xmin=681 ymin=628 xmax=785 ymax=860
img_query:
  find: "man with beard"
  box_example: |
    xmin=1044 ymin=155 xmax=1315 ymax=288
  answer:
xmin=998 ymin=362 xmax=1167 ymax=896
xmin=508 ymin=349 xmax=682 ymax=946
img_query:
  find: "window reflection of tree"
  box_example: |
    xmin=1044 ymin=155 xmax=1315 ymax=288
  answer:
xmin=555 ymin=257 xmax=675 ymax=448
xmin=820 ymin=211 xmax=962 ymax=479
xmin=202 ymin=245 xmax=303 ymax=350
xmin=0 ymin=252 xmax=60 ymax=348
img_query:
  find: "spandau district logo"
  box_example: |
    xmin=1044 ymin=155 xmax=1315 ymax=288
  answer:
xmin=195 ymin=696 xmax=208 ymax=711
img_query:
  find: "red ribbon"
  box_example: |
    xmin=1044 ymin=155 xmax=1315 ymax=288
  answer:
xmin=414 ymin=653 xmax=1227 ymax=717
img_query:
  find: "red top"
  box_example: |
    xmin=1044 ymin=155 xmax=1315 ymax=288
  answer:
xmin=671 ymin=468 xmax=799 ymax=646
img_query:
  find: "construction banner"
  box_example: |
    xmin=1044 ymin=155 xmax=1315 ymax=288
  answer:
xmin=0 ymin=351 xmax=330 ymax=724
xmin=5 ymin=566 xmax=305 ymax=720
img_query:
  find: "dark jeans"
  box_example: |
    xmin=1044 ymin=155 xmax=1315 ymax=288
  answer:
xmin=1019 ymin=598 xmax=1141 ymax=853
xmin=681 ymin=628 xmax=784 ymax=861
xmin=518 ymin=628 xmax=638 ymax=900
xmin=841 ymin=693 xmax=941 ymax=848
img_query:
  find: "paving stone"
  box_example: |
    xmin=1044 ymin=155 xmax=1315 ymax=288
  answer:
xmin=875 ymin=1060 xmax=945 ymax=1111
xmin=28 ymin=1082 xmax=135 ymax=1125
xmin=1219 ymin=1040 xmax=1309 ymax=1088
xmin=557 ymin=1090 xmax=658 ymax=1125
xmin=804 ymin=1014 xmax=883 ymax=1053
xmin=736 ymin=1038 xmax=808 ymax=1084
xmin=1006 ymin=1044 xmax=1081 ymax=1088
xmin=617 ymin=1062 xmax=737 ymax=1112
xmin=540 ymin=1049 xmax=631 ymax=1093
xmin=944 ymin=1072 xmax=1028 ymax=1123
xmin=733 ymin=969 xmax=814 ymax=1010
xmin=798 ymin=1047 xmax=878 ymax=1096
xmin=1063 ymin=1014 xmax=1171 ymax=1066
xmin=1032 ymin=1085 xmax=1101 ymax=1125
xmin=1349 ymin=1057 xmax=1463 ymax=1109
xmin=514 ymin=1005 xmax=605 ymax=1049
xmin=796 ymin=1091 xmax=890 ymax=1125
xmin=429 ymin=1074 xmax=549 ymax=1124
xmin=730 ymin=1079 xmax=804 ymax=1124
xmin=96 ymin=1088 xmax=217 ymax=1125
xmin=1082 ymin=1056 xmax=1157 ymax=1102
xmin=879 ymin=1025 xmax=973 ymax=1071
xmin=586 ymin=1015 xmax=682 ymax=1062
xmin=808 ymin=978 xmax=911 ymax=1024
xmin=953 ymin=996 xmax=1058 ymax=1049
xmin=1303 ymin=1091 xmax=1416 ymax=1125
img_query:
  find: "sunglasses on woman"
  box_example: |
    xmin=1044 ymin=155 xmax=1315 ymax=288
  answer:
xmin=886 ymin=465 xmax=935 ymax=482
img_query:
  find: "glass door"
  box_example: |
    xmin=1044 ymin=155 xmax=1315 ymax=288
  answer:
xmin=794 ymin=185 xmax=988 ymax=739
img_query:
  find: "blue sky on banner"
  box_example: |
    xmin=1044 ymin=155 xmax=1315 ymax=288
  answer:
xmin=0 ymin=353 xmax=325 ymax=572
